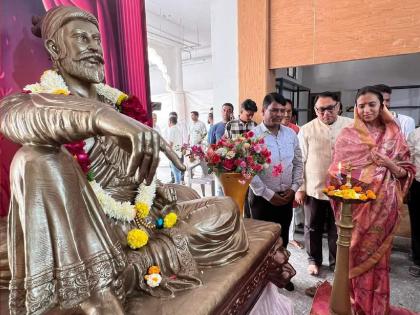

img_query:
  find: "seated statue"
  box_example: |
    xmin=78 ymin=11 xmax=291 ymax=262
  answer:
xmin=0 ymin=6 xmax=248 ymax=315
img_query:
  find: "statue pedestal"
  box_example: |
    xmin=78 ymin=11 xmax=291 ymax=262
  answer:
xmin=0 ymin=219 xmax=296 ymax=315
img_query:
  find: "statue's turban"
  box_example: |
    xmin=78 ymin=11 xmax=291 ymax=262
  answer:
xmin=31 ymin=6 xmax=98 ymax=40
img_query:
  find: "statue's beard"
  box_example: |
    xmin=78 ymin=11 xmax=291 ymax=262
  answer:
xmin=59 ymin=55 xmax=105 ymax=84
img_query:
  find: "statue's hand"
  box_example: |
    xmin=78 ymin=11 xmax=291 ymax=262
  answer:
xmin=95 ymin=107 xmax=185 ymax=185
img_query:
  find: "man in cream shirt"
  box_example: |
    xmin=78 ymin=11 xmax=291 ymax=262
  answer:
xmin=296 ymin=92 xmax=352 ymax=276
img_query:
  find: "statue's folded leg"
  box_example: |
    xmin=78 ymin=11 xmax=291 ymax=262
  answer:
xmin=177 ymin=196 xmax=249 ymax=267
xmin=8 ymin=145 xmax=126 ymax=315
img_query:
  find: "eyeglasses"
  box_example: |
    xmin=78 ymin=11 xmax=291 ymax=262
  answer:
xmin=315 ymin=103 xmax=338 ymax=114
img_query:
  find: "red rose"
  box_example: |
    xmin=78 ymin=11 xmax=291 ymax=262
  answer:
xmin=245 ymin=131 xmax=254 ymax=138
xmin=212 ymin=154 xmax=221 ymax=164
xmin=222 ymin=159 xmax=235 ymax=170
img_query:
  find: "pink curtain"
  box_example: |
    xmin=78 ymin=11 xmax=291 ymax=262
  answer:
xmin=116 ymin=0 xmax=151 ymax=114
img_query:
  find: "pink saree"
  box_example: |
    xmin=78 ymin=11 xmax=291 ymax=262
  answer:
xmin=328 ymin=108 xmax=416 ymax=315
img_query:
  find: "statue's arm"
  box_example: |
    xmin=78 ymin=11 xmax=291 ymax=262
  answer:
xmin=0 ymin=92 xmax=114 ymax=145
xmin=0 ymin=92 xmax=184 ymax=184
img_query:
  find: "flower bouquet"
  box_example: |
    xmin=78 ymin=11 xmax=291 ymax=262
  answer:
xmin=205 ymin=131 xmax=273 ymax=214
xmin=182 ymin=144 xmax=206 ymax=163
xmin=206 ymin=131 xmax=272 ymax=177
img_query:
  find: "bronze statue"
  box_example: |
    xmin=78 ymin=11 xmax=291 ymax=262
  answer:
xmin=0 ymin=6 xmax=248 ymax=314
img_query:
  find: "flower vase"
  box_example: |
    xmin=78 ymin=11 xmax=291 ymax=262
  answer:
xmin=217 ymin=173 xmax=253 ymax=216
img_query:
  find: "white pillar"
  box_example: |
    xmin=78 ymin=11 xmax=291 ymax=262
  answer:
xmin=210 ymin=0 xmax=238 ymax=122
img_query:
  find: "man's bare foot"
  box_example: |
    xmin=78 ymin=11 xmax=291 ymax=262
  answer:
xmin=290 ymin=240 xmax=304 ymax=249
xmin=308 ymin=264 xmax=319 ymax=275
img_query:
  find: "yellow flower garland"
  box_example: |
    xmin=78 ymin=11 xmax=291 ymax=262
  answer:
xmin=135 ymin=202 xmax=150 ymax=219
xmin=164 ymin=213 xmax=178 ymax=228
xmin=127 ymin=229 xmax=149 ymax=249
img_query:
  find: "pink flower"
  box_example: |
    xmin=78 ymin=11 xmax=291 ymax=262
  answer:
xmin=261 ymin=149 xmax=271 ymax=158
xmin=240 ymin=161 xmax=247 ymax=168
xmin=252 ymin=164 xmax=263 ymax=172
xmin=238 ymin=179 xmax=246 ymax=185
xmin=243 ymin=173 xmax=251 ymax=180
xmin=272 ymin=163 xmax=283 ymax=177
xmin=253 ymin=144 xmax=262 ymax=153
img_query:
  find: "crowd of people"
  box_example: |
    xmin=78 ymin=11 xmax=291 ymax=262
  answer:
xmin=152 ymin=84 xmax=419 ymax=314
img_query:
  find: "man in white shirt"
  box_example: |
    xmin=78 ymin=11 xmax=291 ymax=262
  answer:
xmin=168 ymin=116 xmax=183 ymax=184
xmin=250 ymin=92 xmax=303 ymax=247
xmin=296 ymin=92 xmax=353 ymax=276
xmin=374 ymin=84 xmax=415 ymax=139
xmin=189 ymin=111 xmax=207 ymax=145
xmin=249 ymin=92 xmax=303 ymax=291
xmin=407 ymin=127 xmax=420 ymax=277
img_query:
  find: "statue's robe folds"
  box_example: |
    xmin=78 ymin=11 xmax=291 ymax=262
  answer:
xmin=0 ymin=93 xmax=248 ymax=315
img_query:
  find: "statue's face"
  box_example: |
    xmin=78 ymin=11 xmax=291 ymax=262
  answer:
xmin=58 ymin=19 xmax=104 ymax=83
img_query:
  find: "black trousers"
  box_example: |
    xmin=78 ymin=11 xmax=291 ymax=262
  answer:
xmin=304 ymin=195 xmax=337 ymax=266
xmin=408 ymin=180 xmax=420 ymax=266
xmin=248 ymin=190 xmax=293 ymax=247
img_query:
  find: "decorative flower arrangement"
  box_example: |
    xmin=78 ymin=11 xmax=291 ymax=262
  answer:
xmin=24 ymin=69 xmax=177 ymax=251
xmin=144 ymin=265 xmax=162 ymax=288
xmin=205 ymin=131 xmax=278 ymax=179
xmin=323 ymin=185 xmax=376 ymax=201
xmin=181 ymin=144 xmax=206 ymax=162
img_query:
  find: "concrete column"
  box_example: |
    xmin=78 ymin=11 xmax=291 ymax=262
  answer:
xmin=210 ymin=0 xmax=239 ymax=122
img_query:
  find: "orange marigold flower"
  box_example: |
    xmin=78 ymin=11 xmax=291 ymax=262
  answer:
xmin=354 ymin=186 xmax=362 ymax=192
xmin=366 ymin=190 xmax=376 ymax=200
xmin=328 ymin=185 xmax=336 ymax=191
xmin=322 ymin=188 xmax=329 ymax=193
xmin=359 ymin=194 xmax=368 ymax=201
xmin=339 ymin=185 xmax=351 ymax=190
xmin=327 ymin=191 xmax=335 ymax=196
xmin=148 ymin=265 xmax=160 ymax=275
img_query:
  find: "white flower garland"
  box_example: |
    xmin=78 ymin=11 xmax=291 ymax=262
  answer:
xmin=24 ymin=70 xmax=128 ymax=105
xmin=90 ymin=179 xmax=157 ymax=223
xmin=24 ymin=69 xmax=156 ymax=223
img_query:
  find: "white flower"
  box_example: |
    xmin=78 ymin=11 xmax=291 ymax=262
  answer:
xmin=226 ymin=151 xmax=236 ymax=159
xmin=23 ymin=83 xmax=42 ymax=93
xmin=263 ymin=163 xmax=270 ymax=169
xmin=95 ymin=83 xmax=127 ymax=105
xmin=145 ymin=273 xmax=162 ymax=287
xmin=215 ymin=148 xmax=228 ymax=157
xmin=135 ymin=178 xmax=157 ymax=209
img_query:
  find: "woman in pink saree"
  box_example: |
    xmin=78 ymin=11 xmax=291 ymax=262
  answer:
xmin=329 ymin=86 xmax=416 ymax=315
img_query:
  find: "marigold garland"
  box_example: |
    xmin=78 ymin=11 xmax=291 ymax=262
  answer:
xmin=127 ymin=229 xmax=149 ymax=249
xmin=164 ymin=212 xmax=178 ymax=229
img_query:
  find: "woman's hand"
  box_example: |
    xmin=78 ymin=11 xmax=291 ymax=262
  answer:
xmin=371 ymin=150 xmax=393 ymax=169
xmin=371 ymin=150 xmax=407 ymax=178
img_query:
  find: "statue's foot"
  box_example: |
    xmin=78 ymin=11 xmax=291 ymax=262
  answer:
xmin=79 ymin=286 xmax=124 ymax=315
xmin=307 ymin=264 xmax=319 ymax=276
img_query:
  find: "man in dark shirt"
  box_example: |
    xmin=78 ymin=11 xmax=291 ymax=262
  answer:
xmin=208 ymin=103 xmax=234 ymax=144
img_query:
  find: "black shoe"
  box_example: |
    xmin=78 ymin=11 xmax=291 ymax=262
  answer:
xmin=284 ymin=281 xmax=295 ymax=291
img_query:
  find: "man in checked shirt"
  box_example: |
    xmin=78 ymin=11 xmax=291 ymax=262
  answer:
xmin=225 ymin=99 xmax=258 ymax=139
